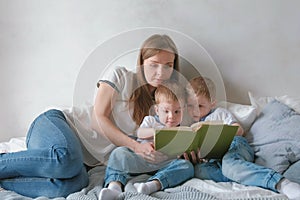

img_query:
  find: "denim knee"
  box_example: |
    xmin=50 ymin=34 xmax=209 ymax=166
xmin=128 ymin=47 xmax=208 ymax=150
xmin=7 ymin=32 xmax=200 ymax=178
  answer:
xmin=173 ymin=159 xmax=194 ymax=178
xmin=27 ymin=109 xmax=66 ymax=143
xmin=223 ymin=136 xmax=254 ymax=167
xmin=222 ymin=136 xmax=254 ymax=180
xmin=31 ymin=109 xmax=66 ymax=129
xmin=107 ymin=147 xmax=133 ymax=165
xmin=195 ymin=163 xmax=208 ymax=179
xmin=182 ymin=160 xmax=194 ymax=179
xmin=27 ymin=109 xmax=84 ymax=178
xmin=44 ymin=109 xmax=65 ymax=118
xmin=195 ymin=162 xmax=218 ymax=179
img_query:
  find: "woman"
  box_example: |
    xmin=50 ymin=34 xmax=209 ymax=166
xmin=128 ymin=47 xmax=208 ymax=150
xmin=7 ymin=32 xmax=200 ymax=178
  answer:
xmin=0 ymin=34 xmax=180 ymax=198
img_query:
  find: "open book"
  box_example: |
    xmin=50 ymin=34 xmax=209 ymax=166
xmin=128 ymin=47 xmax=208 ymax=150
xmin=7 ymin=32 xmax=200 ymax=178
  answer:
xmin=153 ymin=121 xmax=238 ymax=159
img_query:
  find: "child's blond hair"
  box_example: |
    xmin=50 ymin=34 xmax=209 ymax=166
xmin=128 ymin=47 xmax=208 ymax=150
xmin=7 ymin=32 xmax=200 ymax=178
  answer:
xmin=155 ymin=80 xmax=186 ymax=104
xmin=187 ymin=76 xmax=216 ymax=102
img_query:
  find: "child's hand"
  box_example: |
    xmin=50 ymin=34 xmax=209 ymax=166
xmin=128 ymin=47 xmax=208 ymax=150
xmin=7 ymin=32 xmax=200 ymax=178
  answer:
xmin=179 ymin=148 xmax=208 ymax=164
xmin=180 ymin=151 xmax=198 ymax=164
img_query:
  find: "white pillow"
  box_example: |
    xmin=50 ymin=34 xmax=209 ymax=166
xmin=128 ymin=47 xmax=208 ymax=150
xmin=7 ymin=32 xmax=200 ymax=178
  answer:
xmin=218 ymin=101 xmax=257 ymax=131
xmin=0 ymin=137 xmax=26 ymax=153
xmin=248 ymin=91 xmax=300 ymax=115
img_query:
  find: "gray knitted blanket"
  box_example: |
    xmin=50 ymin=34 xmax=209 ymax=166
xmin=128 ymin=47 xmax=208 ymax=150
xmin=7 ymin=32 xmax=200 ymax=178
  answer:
xmin=0 ymin=166 xmax=287 ymax=200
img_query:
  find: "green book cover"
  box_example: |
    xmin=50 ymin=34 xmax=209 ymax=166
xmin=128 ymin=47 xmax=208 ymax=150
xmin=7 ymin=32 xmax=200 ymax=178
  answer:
xmin=154 ymin=123 xmax=238 ymax=159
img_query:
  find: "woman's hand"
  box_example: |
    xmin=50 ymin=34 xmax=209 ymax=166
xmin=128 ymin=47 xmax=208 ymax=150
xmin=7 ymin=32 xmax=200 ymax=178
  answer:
xmin=146 ymin=150 xmax=169 ymax=164
xmin=134 ymin=142 xmax=154 ymax=155
xmin=134 ymin=142 xmax=169 ymax=164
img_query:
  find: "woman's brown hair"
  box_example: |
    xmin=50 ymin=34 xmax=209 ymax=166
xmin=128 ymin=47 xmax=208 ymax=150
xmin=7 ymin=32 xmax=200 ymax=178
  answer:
xmin=130 ymin=34 xmax=180 ymax=125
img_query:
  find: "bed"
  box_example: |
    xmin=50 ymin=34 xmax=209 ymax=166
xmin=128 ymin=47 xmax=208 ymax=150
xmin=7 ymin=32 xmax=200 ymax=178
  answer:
xmin=0 ymin=92 xmax=299 ymax=200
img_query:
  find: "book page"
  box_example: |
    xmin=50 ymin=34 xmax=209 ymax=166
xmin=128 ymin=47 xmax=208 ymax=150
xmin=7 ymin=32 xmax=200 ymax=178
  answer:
xmin=190 ymin=120 xmax=224 ymax=130
xmin=158 ymin=126 xmax=192 ymax=131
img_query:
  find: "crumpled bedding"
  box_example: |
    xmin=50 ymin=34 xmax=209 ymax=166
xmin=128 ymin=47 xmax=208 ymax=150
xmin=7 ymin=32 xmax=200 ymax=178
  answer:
xmin=0 ymin=137 xmax=287 ymax=200
xmin=0 ymin=167 xmax=287 ymax=200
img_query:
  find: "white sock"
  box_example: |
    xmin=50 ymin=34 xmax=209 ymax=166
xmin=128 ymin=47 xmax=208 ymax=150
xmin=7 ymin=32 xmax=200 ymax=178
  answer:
xmin=99 ymin=182 xmax=122 ymax=200
xmin=277 ymin=178 xmax=300 ymax=200
xmin=134 ymin=181 xmax=160 ymax=195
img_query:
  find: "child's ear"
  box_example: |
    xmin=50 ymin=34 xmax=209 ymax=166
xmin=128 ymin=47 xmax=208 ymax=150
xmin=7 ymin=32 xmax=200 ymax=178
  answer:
xmin=210 ymin=99 xmax=217 ymax=108
xmin=154 ymin=104 xmax=159 ymax=114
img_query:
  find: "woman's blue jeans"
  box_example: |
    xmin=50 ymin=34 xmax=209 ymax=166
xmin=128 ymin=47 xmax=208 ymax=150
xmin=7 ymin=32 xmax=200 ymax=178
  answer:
xmin=104 ymin=147 xmax=194 ymax=190
xmin=0 ymin=109 xmax=89 ymax=198
xmin=194 ymin=136 xmax=283 ymax=192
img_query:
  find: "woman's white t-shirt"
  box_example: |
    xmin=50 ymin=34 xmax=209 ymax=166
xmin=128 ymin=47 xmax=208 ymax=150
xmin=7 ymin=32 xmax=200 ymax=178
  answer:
xmin=63 ymin=67 xmax=139 ymax=166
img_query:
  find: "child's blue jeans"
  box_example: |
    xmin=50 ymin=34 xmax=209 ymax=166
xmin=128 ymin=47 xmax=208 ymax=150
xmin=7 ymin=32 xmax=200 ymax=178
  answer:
xmin=104 ymin=146 xmax=194 ymax=190
xmin=194 ymin=136 xmax=283 ymax=192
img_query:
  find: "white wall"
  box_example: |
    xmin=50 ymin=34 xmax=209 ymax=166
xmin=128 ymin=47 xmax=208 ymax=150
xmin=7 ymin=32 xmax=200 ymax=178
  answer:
xmin=1 ymin=0 xmax=300 ymax=142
